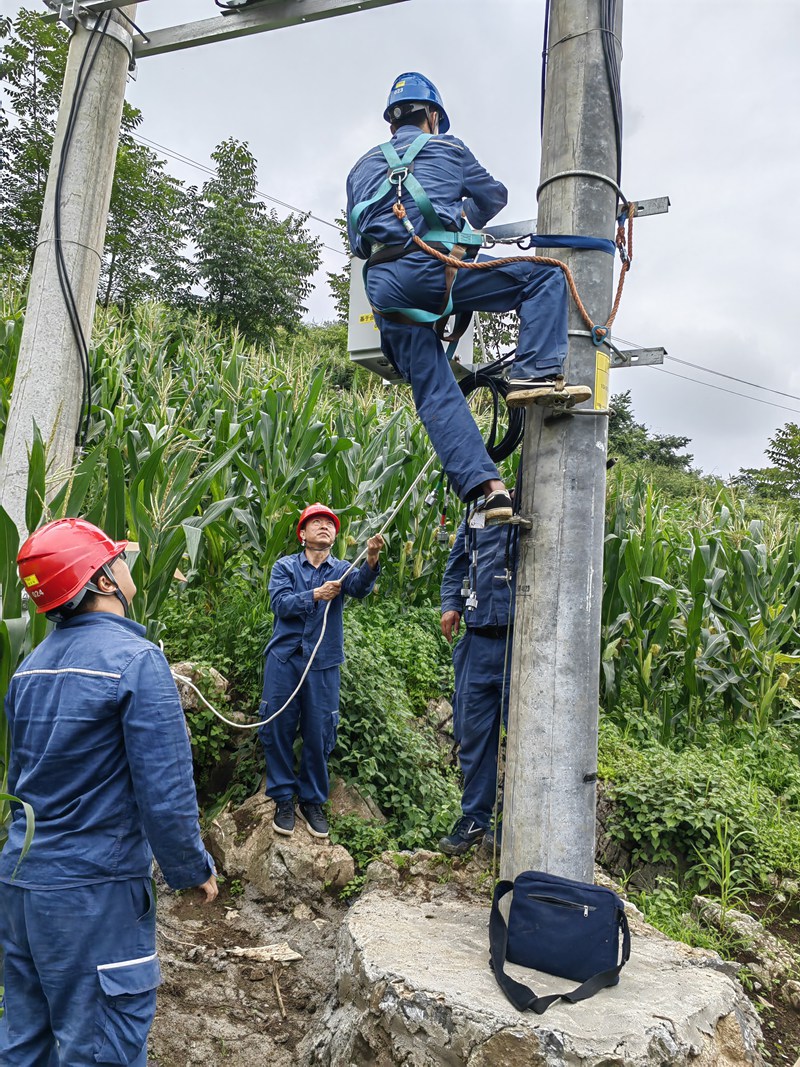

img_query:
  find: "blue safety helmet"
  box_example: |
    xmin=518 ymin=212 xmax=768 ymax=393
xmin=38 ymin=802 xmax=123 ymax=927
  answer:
xmin=383 ymin=72 xmax=450 ymax=134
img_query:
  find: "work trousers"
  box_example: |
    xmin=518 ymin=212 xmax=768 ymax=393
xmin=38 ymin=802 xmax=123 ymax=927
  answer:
xmin=452 ymin=629 xmax=511 ymax=828
xmin=0 ymin=877 xmax=159 ymax=1066
xmin=258 ymin=650 xmax=341 ymax=805
xmin=368 ymin=253 xmax=569 ymax=500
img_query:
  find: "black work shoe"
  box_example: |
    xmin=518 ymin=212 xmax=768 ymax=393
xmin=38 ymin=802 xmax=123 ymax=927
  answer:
xmin=272 ymin=799 xmax=296 ymax=836
xmin=298 ymin=802 xmax=329 ymax=839
xmin=438 ymin=816 xmax=485 ymax=856
xmin=506 ymin=376 xmax=592 ymax=409
xmin=473 ymin=489 xmax=513 ymax=527
xmin=480 ymin=827 xmax=502 ymax=859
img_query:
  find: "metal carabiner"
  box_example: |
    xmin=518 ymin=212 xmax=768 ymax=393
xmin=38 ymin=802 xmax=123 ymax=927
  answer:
xmin=389 ymin=167 xmax=409 ymax=199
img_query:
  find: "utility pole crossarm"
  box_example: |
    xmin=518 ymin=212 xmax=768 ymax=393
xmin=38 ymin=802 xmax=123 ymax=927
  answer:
xmin=132 ymin=0 xmax=409 ymax=58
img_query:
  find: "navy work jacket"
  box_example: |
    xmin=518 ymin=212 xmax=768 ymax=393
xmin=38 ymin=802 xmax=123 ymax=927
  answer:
xmin=441 ymin=520 xmax=518 ymax=629
xmin=265 ymin=550 xmax=379 ymax=669
xmin=0 ymin=613 xmax=214 ymax=891
xmin=346 ymin=127 xmax=508 ymax=259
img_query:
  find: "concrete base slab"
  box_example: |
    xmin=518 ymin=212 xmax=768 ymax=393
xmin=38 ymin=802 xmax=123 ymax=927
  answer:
xmin=300 ymin=888 xmax=764 ymax=1066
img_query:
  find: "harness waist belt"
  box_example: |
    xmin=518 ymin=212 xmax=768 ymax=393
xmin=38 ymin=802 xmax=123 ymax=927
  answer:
xmin=468 ymin=624 xmax=511 ymax=639
xmin=368 ymin=241 xmax=479 ymax=268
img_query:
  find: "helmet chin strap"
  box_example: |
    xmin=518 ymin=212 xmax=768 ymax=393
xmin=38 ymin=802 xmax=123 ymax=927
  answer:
xmin=87 ymin=563 xmax=130 ymax=617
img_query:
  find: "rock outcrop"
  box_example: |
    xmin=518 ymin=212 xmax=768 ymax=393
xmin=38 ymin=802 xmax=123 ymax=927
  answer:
xmin=208 ymin=792 xmax=355 ymax=902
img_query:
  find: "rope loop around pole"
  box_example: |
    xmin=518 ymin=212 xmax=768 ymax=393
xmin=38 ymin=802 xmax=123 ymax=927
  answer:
xmin=391 ymin=199 xmax=635 ymax=342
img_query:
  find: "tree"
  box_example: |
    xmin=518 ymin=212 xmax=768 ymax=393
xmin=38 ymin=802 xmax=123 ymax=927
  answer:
xmin=100 ymin=125 xmax=198 ymax=308
xmin=735 ymin=422 xmax=800 ymax=501
xmin=608 ymin=390 xmax=693 ymax=469
xmin=0 ymin=9 xmax=67 ymax=275
xmin=327 ymin=214 xmax=350 ymax=325
xmin=195 ymin=138 xmax=321 ymax=341
xmin=0 ymin=10 xmax=197 ymax=306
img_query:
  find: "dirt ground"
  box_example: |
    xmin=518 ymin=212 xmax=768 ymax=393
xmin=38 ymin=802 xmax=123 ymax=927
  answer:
xmin=749 ymin=894 xmax=800 ymax=1066
xmin=148 ymin=875 xmax=346 ymax=1067
xmin=147 ymin=868 xmax=800 ymax=1067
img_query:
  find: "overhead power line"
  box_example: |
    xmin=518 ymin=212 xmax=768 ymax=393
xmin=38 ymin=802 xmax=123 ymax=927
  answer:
xmin=665 ymin=354 xmax=800 ymax=404
xmin=650 ymin=367 xmax=800 ymax=417
xmin=1 ymin=104 xmax=348 ymax=258
xmin=611 ymin=332 xmax=800 ymax=406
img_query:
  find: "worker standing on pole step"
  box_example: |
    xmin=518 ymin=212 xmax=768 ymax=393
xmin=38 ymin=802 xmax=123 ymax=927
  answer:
xmin=347 ymin=72 xmax=589 ymax=527
xmin=437 ymin=509 xmax=518 ymax=856
xmin=258 ymin=504 xmax=384 ymax=840
xmin=0 ymin=518 xmax=217 ymax=1067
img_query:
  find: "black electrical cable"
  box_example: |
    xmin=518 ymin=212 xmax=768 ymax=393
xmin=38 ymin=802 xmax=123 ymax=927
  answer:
xmin=600 ymin=0 xmax=623 ymax=187
xmin=540 ymin=0 xmax=552 ymax=136
xmin=53 ymin=13 xmax=111 ymax=449
xmin=458 ymin=361 xmax=525 ymax=463
xmin=541 ymin=0 xmax=623 ymax=188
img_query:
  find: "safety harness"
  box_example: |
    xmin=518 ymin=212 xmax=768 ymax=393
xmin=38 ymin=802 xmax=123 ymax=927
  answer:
xmin=349 ymin=133 xmax=484 ymax=334
xmin=349 ymin=131 xmax=635 ymax=351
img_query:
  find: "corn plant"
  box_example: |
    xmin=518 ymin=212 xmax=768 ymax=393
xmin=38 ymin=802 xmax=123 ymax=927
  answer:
xmin=603 ymin=474 xmax=800 ymax=743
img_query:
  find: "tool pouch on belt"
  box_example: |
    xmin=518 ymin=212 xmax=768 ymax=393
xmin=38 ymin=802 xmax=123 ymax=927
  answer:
xmin=489 ymin=870 xmax=631 ymax=1014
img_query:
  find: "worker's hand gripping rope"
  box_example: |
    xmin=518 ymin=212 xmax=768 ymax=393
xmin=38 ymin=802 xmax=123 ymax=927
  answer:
xmin=172 ymin=452 xmax=439 ymax=731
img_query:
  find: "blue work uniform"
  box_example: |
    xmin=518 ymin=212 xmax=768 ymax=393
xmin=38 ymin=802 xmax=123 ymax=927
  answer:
xmin=441 ymin=519 xmax=518 ymax=827
xmin=347 ymin=127 xmax=569 ymax=501
xmin=258 ymin=550 xmax=379 ymax=805
xmin=0 ymin=613 xmax=214 ymax=1066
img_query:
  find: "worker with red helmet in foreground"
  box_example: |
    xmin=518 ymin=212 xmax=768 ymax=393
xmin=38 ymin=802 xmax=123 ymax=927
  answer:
xmin=258 ymin=504 xmax=384 ymax=839
xmin=0 ymin=518 xmax=217 ymax=1066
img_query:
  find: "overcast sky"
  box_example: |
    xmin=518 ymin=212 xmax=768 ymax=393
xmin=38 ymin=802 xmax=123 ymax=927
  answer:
xmin=5 ymin=0 xmax=798 ymax=477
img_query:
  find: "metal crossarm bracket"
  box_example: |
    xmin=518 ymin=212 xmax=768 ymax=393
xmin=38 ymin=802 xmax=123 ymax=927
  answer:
xmin=628 ymin=197 xmax=670 ymax=217
xmin=608 ymin=346 xmax=666 ymax=368
xmin=42 ymin=0 xmax=408 ymax=58
xmin=131 ymin=0 xmax=410 ymax=58
xmin=481 ymin=198 xmax=669 ymax=245
xmin=482 ymin=219 xmax=539 ymax=243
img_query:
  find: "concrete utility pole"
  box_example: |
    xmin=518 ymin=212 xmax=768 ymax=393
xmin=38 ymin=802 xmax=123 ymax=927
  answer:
xmin=0 ymin=5 xmax=137 ymax=536
xmin=500 ymin=0 xmax=622 ymax=884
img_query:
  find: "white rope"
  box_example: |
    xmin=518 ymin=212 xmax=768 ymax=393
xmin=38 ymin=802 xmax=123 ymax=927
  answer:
xmin=173 ymin=453 xmax=438 ymax=732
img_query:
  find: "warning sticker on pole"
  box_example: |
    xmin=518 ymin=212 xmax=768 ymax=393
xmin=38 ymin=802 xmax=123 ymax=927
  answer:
xmin=594 ymin=351 xmax=610 ymax=411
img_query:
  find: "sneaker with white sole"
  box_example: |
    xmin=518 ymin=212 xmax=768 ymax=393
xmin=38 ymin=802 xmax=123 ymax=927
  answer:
xmin=506 ymin=376 xmax=592 ymax=409
xmin=298 ymin=802 xmax=329 ymax=838
xmin=272 ymin=799 xmax=295 ymax=836
xmin=473 ymin=489 xmax=513 ymax=527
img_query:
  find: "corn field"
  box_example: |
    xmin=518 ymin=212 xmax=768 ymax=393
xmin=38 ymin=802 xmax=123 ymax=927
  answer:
xmin=603 ymin=475 xmax=800 ymax=743
xmin=2 ymin=292 xmax=800 ymax=844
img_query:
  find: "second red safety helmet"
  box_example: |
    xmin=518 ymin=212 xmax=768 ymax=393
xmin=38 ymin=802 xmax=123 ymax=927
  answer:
xmin=296 ymin=503 xmax=340 ymax=542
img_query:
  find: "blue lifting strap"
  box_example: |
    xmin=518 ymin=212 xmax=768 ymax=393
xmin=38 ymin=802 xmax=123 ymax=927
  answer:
xmin=523 ymin=234 xmax=616 ymax=255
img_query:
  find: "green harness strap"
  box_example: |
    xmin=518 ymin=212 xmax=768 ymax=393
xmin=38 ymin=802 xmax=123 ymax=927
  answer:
xmin=349 ymin=134 xmax=483 ymax=326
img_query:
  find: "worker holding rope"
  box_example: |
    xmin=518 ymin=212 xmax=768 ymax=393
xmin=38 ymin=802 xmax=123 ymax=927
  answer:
xmin=0 ymin=518 xmax=217 ymax=1067
xmin=438 ymin=504 xmax=518 ymax=857
xmin=258 ymin=503 xmax=384 ymax=840
xmin=347 ymin=72 xmax=591 ymax=527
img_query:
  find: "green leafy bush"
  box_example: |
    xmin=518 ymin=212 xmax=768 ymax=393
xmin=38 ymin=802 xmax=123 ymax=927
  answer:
xmin=599 ymin=719 xmax=800 ymax=887
xmin=333 ymin=606 xmax=460 ymax=849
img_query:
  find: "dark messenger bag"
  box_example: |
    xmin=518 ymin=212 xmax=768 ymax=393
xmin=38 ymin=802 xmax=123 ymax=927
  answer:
xmin=489 ymin=869 xmax=631 ymax=1014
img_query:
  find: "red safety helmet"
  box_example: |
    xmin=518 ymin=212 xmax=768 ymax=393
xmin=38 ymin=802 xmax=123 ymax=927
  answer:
xmin=296 ymin=503 xmax=340 ymax=542
xmin=17 ymin=518 xmax=128 ymax=614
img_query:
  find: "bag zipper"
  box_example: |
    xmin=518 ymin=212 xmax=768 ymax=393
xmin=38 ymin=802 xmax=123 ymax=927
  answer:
xmin=526 ymin=894 xmax=596 ymax=917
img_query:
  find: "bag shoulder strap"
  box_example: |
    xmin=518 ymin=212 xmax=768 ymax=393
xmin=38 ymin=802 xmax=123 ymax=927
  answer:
xmin=489 ymin=880 xmax=631 ymax=1015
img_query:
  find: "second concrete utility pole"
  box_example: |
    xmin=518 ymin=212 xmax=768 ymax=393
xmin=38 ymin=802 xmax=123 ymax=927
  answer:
xmin=0 ymin=5 xmax=136 ymax=535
